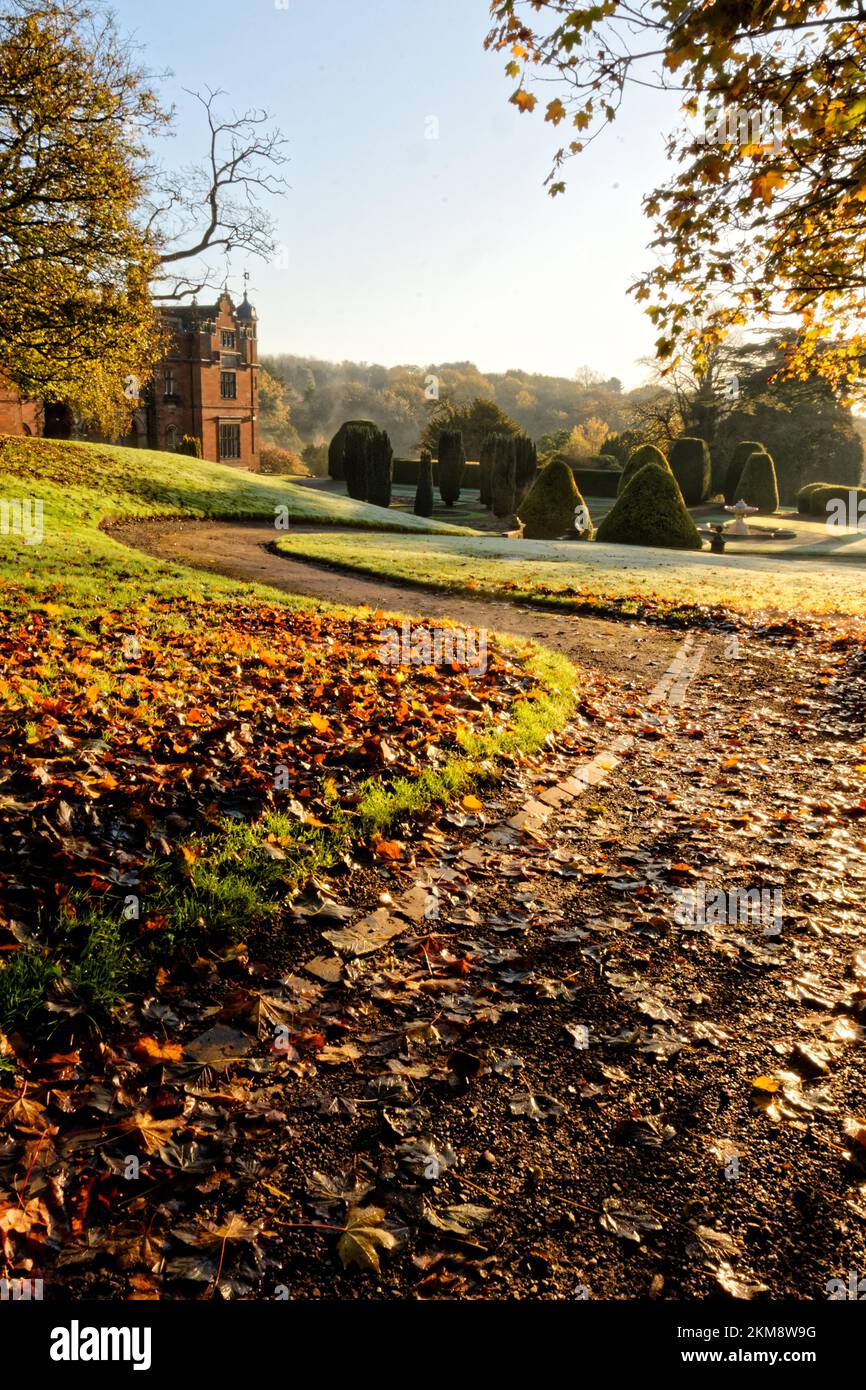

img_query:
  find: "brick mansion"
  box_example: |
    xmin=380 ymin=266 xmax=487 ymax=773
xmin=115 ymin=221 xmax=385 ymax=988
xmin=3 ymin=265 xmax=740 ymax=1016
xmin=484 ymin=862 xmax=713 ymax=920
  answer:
xmin=0 ymin=290 xmax=260 ymax=471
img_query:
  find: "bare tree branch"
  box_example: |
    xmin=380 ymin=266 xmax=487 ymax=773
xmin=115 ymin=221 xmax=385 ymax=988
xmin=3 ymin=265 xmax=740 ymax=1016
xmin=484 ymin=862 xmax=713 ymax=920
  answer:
xmin=148 ymin=88 xmax=289 ymax=301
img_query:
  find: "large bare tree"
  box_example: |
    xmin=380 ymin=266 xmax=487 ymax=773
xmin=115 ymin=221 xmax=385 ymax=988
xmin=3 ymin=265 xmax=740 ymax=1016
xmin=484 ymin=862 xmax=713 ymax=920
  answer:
xmin=148 ymin=87 xmax=289 ymax=302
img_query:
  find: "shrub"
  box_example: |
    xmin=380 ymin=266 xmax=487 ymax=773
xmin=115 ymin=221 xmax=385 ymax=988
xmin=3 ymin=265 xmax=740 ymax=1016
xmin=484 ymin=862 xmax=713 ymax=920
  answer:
xmin=724 ymin=439 xmax=765 ymax=503
xmin=302 ymin=441 xmax=329 ymax=476
xmin=479 ymin=433 xmax=497 ymax=508
xmin=518 ymin=456 xmax=585 ymax=540
xmin=491 ymin=435 xmax=517 ymax=518
xmin=796 ymin=481 xmax=825 ymax=513
xmin=669 ymin=436 xmax=711 ymax=505
xmin=596 ymin=462 xmax=703 ymax=550
xmin=571 ymin=465 xmax=622 ymax=497
xmin=618 ymin=443 xmax=670 ymax=495
xmin=176 ymin=435 xmax=202 ymax=458
xmin=329 ymin=419 xmax=376 ymax=481
xmin=514 ymin=433 xmax=538 ymax=502
xmin=803 ymin=482 xmax=866 ymax=518
xmin=737 ymin=450 xmax=779 ymax=512
xmin=438 ymin=428 xmax=465 ymax=506
xmin=414 ymin=450 xmax=434 ymax=517
xmin=365 ymin=429 xmax=393 ymax=508
xmin=342 ymin=422 xmax=379 ymax=500
xmin=259 ymin=445 xmax=309 ymax=477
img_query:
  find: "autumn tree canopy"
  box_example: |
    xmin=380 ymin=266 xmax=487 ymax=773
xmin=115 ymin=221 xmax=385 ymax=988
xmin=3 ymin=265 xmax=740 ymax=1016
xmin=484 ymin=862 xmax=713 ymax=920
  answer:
xmin=0 ymin=0 xmax=163 ymax=428
xmin=0 ymin=0 xmax=287 ymax=430
xmin=486 ymin=1 xmax=866 ymax=393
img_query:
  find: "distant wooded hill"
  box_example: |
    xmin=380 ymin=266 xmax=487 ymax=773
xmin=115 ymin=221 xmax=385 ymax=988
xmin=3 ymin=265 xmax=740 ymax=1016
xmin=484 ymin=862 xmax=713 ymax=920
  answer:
xmin=259 ymin=354 xmax=651 ymax=456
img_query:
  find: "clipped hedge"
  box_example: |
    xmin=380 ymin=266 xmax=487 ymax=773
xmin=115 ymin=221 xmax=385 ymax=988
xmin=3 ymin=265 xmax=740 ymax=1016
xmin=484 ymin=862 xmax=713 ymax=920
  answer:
xmin=801 ymin=482 xmax=866 ymax=519
xmin=618 ymin=443 xmax=670 ymax=495
xmin=669 ymin=436 xmax=711 ymax=505
xmin=571 ymin=466 xmax=622 ymax=497
xmin=796 ymin=482 xmax=823 ymax=514
xmin=392 ymin=457 xmax=481 ymax=488
xmin=596 ymin=462 xmax=703 ymax=551
xmin=736 ymin=449 xmax=779 ymax=513
xmin=519 ymin=456 xmax=585 ymax=539
xmin=724 ymin=439 xmax=765 ymax=504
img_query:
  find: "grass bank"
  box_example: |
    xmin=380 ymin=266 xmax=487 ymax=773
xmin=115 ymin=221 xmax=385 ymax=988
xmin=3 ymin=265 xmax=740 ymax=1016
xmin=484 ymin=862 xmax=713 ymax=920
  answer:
xmin=0 ymin=437 xmax=575 ymax=1047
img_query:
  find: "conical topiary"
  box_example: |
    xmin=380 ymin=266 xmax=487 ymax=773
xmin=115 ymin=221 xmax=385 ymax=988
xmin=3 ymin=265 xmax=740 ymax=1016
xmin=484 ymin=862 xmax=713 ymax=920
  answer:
xmin=596 ymin=462 xmax=703 ymax=550
xmin=414 ymin=450 xmax=434 ymax=517
xmin=618 ymin=442 xmax=671 ymax=495
xmin=736 ymin=449 xmax=779 ymax=513
xmin=438 ymin=428 xmax=465 ymax=506
xmin=724 ymin=440 xmax=765 ymax=503
xmin=518 ymin=456 xmax=586 ymax=540
xmin=669 ymin=436 xmax=711 ymax=506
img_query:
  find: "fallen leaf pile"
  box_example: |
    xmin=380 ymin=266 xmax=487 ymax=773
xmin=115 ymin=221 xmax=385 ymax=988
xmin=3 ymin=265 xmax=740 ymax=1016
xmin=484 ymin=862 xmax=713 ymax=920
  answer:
xmin=2 ymin=592 xmax=866 ymax=1301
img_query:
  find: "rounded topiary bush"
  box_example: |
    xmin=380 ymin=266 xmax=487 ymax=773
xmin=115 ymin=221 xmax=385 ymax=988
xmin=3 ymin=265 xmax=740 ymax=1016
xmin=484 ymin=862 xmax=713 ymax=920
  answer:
xmin=737 ymin=449 xmax=779 ymax=513
xmin=176 ymin=435 xmax=202 ymax=458
xmin=596 ymin=462 xmax=703 ymax=551
xmin=414 ymin=450 xmax=434 ymax=517
xmin=518 ymin=456 xmax=585 ymax=540
xmin=329 ymin=419 xmax=377 ymax=481
xmin=669 ymin=436 xmax=711 ymax=506
xmin=618 ymin=443 xmax=671 ymax=495
xmin=724 ymin=440 xmax=765 ymax=504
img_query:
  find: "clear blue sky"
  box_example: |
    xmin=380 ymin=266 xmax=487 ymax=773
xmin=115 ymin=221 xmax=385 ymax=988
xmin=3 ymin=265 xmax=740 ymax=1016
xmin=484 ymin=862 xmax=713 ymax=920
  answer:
xmin=113 ymin=0 xmax=681 ymax=387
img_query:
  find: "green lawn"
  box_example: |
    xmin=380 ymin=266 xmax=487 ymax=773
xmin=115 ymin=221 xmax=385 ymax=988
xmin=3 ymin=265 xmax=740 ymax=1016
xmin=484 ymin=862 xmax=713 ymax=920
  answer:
xmin=275 ymin=529 xmax=866 ymax=621
xmin=0 ymin=437 xmax=574 ymax=1044
xmin=0 ymin=437 xmax=477 ymax=619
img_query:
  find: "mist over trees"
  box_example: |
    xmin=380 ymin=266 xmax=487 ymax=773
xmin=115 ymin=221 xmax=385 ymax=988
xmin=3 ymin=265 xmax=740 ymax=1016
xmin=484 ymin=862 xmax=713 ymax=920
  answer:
xmin=258 ymin=353 xmax=637 ymax=457
xmin=259 ymin=344 xmax=864 ymax=503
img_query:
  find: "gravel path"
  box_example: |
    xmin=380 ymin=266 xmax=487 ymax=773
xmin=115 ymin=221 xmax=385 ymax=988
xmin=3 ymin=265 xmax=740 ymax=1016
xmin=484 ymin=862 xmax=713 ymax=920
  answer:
xmin=97 ymin=516 xmax=866 ymax=1303
xmin=110 ymin=516 xmax=680 ymax=683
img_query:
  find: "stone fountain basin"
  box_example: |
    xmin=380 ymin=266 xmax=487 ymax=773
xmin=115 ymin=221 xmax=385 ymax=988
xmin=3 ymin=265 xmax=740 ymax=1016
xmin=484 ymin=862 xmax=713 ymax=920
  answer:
xmin=699 ymin=523 xmax=797 ymax=542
